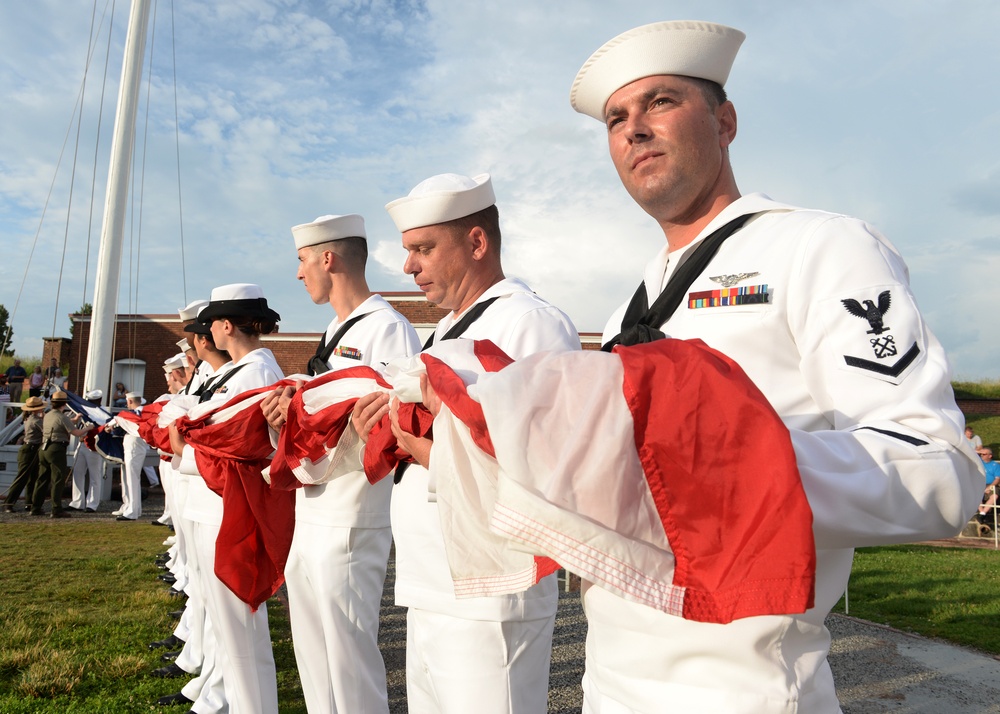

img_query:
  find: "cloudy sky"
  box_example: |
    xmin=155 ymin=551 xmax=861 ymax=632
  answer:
xmin=1 ymin=0 xmax=997 ymax=379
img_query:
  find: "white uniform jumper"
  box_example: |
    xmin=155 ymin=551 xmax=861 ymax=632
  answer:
xmin=182 ymin=349 xmax=283 ymax=714
xmin=391 ymin=277 xmax=580 ymax=713
xmin=285 ymin=294 xmax=420 ymax=714
xmin=582 ymin=194 xmax=983 ymax=713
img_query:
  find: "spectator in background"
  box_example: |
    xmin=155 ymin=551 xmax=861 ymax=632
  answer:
xmin=112 ymin=382 xmax=128 ymax=408
xmin=5 ymin=359 xmax=27 ymax=402
xmin=44 ymin=368 xmax=66 ymax=398
xmin=966 ymin=426 xmax=984 ymax=452
xmin=976 ymin=448 xmax=1000 ymax=531
xmin=44 ymin=357 xmax=59 ymax=380
xmin=28 ymin=366 xmax=45 ymax=398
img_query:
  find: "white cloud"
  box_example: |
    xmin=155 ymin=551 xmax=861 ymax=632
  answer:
xmin=1 ymin=0 xmax=998 ymax=379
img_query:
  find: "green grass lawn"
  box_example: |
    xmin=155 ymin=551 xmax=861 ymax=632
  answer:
xmin=0 ymin=522 xmax=305 ymax=713
xmin=837 ymin=544 xmax=1000 ymax=655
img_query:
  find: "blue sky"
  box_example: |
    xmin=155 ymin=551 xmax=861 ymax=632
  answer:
xmin=1 ymin=0 xmax=997 ymax=379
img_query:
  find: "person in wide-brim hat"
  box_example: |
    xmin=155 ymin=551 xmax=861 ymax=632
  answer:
xmin=21 ymin=395 xmax=46 ymax=412
xmin=197 ymin=283 xmax=281 ymax=325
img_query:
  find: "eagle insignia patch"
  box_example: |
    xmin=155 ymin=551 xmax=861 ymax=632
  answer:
xmin=834 ymin=288 xmax=921 ymax=383
xmin=841 ymin=290 xmax=891 ymax=335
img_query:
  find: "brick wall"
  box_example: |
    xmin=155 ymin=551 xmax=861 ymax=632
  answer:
xmin=65 ymin=293 xmax=611 ymax=398
xmin=42 ymin=337 xmax=72 ymax=369
xmin=958 ymin=399 xmax=1000 ymax=417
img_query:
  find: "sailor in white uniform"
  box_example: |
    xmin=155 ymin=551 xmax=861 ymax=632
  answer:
xmin=68 ymin=388 xmax=106 ymax=512
xmin=113 ymin=392 xmax=149 ymax=521
xmin=553 ymin=20 xmax=983 ymax=713
xmin=353 ymin=173 xmax=580 ymax=713
xmin=170 ymin=283 xmax=284 ymax=714
xmin=261 ymin=213 xmax=420 ymax=714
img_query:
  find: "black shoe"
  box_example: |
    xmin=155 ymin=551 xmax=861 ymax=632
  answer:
xmin=152 ymin=519 xmax=168 ymax=526
xmin=148 ymin=634 xmax=183 ymax=651
xmin=30 ymin=510 xmax=45 ymax=517
xmin=167 ymin=589 xmax=186 ymax=600
xmin=51 ymin=511 xmax=71 ymax=519
xmin=168 ymin=609 xmax=185 ymax=620
xmin=151 ymin=662 xmax=188 ymax=679
xmin=116 ymin=515 xmax=136 ymax=521
xmin=160 ymin=649 xmax=182 ymax=662
xmin=156 ymin=552 xmax=170 ymax=559
xmin=86 ymin=508 xmax=97 ymax=513
xmin=156 ymin=691 xmax=193 ymax=706
xmin=4 ymin=504 xmax=16 ymax=513
xmin=66 ymin=505 xmax=82 ymax=512
xmin=158 ymin=574 xmax=177 ymax=584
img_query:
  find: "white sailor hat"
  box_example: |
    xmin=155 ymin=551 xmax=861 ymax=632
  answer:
xmin=178 ymin=299 xmax=210 ymax=322
xmin=291 ymin=214 xmax=366 ymax=250
xmin=84 ymin=388 xmax=103 ymax=401
xmin=125 ymin=392 xmax=146 ymax=405
xmin=570 ymin=20 xmax=746 ymax=122
xmin=385 ymin=173 xmax=496 ymax=233
xmin=198 ymin=283 xmax=281 ymax=324
xmin=176 ymin=337 xmax=192 ymax=352
xmin=163 ymin=353 xmax=186 ymax=372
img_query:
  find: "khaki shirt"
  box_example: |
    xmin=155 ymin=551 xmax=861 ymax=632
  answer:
xmin=22 ymin=413 xmax=43 ymax=445
xmin=42 ymin=408 xmax=74 ymax=444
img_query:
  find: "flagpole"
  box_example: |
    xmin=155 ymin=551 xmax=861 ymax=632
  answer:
xmin=83 ymin=0 xmax=150 ymax=400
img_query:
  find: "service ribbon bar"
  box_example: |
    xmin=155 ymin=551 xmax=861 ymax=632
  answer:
xmin=688 ymin=285 xmax=769 ymax=309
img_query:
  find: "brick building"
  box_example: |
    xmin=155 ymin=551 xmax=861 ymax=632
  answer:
xmin=62 ymin=291 xmax=601 ymax=401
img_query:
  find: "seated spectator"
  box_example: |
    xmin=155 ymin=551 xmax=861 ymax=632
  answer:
xmin=112 ymin=382 xmax=128 ymax=408
xmin=975 ymin=448 xmax=1000 ymax=531
xmin=966 ymin=426 xmax=984 ymax=452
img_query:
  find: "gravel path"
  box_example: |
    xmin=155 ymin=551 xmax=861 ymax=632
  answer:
xmin=6 ymin=489 xmax=1000 ymax=712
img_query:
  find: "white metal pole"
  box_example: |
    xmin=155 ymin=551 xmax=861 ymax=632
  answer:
xmin=83 ymin=0 xmax=150 ymax=400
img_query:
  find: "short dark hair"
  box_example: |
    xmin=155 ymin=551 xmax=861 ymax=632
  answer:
xmin=448 ymin=204 xmax=501 ymax=252
xmin=313 ymin=236 xmax=368 ymax=272
xmin=689 ymin=77 xmax=728 ymax=109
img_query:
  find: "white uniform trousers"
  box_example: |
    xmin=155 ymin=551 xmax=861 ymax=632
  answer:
xmin=191 ymin=518 xmax=279 ymax=714
xmin=119 ymin=435 xmax=146 ymax=520
xmin=405 ymin=607 xmax=555 ymax=714
xmin=170 ymin=473 xmax=198 ymax=649
xmin=180 ymin=540 xmax=227 ymax=714
xmin=165 ymin=465 xmax=189 ymax=592
xmin=69 ymin=445 xmax=104 ymax=510
xmin=285 ymin=523 xmax=392 ymax=714
xmin=184 ymin=616 xmax=227 ymax=714
xmin=158 ymin=458 xmax=174 ymax=525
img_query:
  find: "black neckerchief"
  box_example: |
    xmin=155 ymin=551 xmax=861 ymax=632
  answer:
xmin=602 ymin=213 xmax=754 ymax=352
xmin=198 ymin=363 xmax=247 ymax=404
xmin=308 ymin=312 xmax=371 ymax=376
xmin=422 ymin=296 xmax=501 ymax=350
xmin=182 ymin=360 xmax=204 ymax=395
xmin=396 ymin=295 xmax=502 ymax=484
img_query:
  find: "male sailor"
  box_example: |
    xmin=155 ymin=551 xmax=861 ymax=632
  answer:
xmin=260 ymin=213 xmax=420 ymax=713
xmin=352 ymin=173 xmax=580 ymax=713
xmin=67 ymin=388 xmax=106 ymax=512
